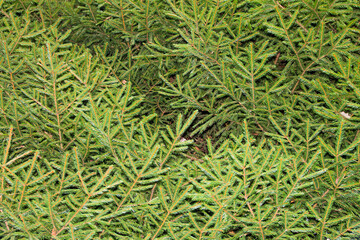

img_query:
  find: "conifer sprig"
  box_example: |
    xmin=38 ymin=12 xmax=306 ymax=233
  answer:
xmin=1 ymin=1 xmax=360 ymax=238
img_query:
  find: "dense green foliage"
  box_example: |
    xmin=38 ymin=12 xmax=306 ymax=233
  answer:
xmin=1 ymin=0 xmax=360 ymax=239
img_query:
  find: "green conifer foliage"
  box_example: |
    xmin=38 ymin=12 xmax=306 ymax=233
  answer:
xmin=1 ymin=0 xmax=360 ymax=239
